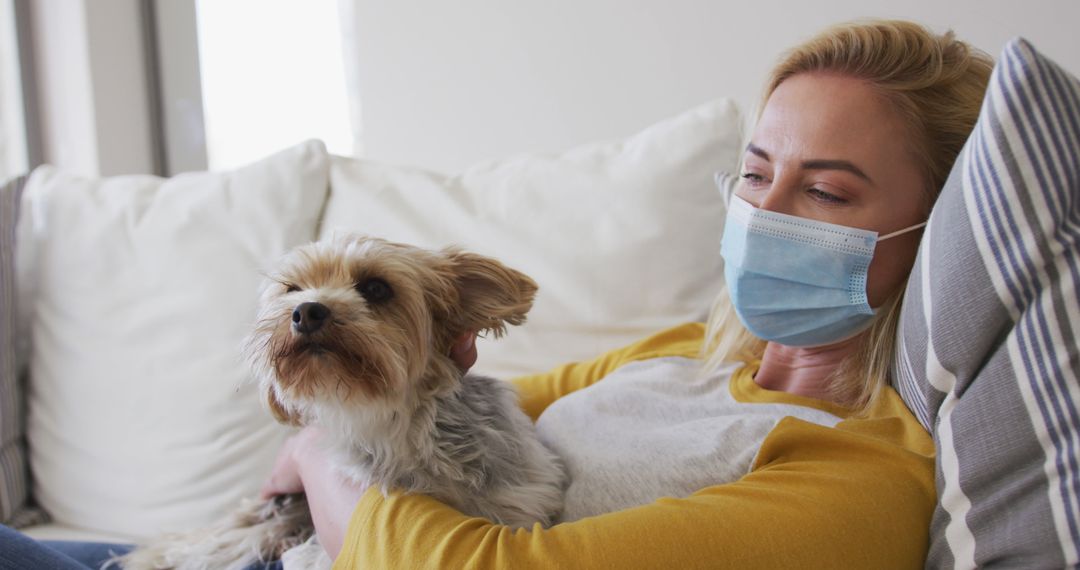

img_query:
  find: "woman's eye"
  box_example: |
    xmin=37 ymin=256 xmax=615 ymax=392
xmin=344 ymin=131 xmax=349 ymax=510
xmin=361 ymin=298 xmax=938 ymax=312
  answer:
xmin=356 ymin=278 xmax=394 ymax=304
xmin=808 ymin=187 xmax=847 ymax=204
xmin=740 ymin=172 xmax=768 ymax=187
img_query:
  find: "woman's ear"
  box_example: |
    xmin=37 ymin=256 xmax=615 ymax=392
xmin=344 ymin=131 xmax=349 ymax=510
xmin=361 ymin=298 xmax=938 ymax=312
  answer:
xmin=442 ymin=248 xmax=538 ymax=338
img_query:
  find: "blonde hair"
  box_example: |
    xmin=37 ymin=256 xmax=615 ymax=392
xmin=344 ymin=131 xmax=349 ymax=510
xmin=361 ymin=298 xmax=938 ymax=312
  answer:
xmin=702 ymin=20 xmax=993 ymax=413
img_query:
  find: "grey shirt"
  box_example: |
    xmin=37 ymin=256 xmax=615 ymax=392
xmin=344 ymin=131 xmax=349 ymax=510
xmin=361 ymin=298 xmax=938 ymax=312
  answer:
xmin=535 ymin=356 xmax=843 ymax=523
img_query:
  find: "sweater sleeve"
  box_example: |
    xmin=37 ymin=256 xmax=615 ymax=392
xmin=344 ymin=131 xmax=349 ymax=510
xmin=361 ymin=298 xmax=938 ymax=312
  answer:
xmin=333 ymin=405 xmax=936 ymax=569
xmin=509 ymin=323 xmax=706 ymax=421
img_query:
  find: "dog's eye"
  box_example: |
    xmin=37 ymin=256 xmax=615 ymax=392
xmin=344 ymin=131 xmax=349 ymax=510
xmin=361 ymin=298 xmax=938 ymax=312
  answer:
xmin=284 ymin=283 xmax=301 ymax=293
xmin=356 ymin=278 xmax=393 ymax=303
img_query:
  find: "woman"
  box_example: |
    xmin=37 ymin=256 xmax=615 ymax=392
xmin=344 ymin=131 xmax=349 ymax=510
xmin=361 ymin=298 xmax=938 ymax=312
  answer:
xmin=2 ymin=19 xmax=992 ymax=570
xmin=261 ymin=20 xmax=993 ymax=569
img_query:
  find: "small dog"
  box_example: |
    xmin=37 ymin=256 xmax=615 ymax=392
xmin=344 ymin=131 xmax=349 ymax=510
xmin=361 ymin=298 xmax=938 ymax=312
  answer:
xmin=117 ymin=235 xmax=565 ymax=570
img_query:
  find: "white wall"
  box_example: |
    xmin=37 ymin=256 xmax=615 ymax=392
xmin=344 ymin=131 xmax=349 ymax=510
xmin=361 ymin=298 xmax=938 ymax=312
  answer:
xmin=345 ymin=0 xmax=1080 ymax=173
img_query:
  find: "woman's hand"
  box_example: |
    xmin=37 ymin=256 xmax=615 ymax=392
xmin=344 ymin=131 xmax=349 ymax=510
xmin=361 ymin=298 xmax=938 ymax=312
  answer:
xmin=259 ymin=426 xmax=323 ymax=500
xmin=259 ymin=425 xmax=370 ymax=560
xmin=450 ymin=331 xmax=478 ymax=373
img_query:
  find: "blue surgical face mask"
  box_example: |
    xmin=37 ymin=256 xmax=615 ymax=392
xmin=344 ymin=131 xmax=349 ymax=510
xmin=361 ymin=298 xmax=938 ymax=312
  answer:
xmin=720 ymin=194 xmax=926 ymax=347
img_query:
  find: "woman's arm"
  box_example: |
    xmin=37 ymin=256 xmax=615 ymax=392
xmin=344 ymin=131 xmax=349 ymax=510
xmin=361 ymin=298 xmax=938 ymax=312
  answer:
xmin=333 ymin=415 xmax=935 ymax=569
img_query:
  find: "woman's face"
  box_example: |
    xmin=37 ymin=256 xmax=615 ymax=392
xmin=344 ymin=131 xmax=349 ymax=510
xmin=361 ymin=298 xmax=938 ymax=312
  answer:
xmin=735 ymin=72 xmax=928 ymax=308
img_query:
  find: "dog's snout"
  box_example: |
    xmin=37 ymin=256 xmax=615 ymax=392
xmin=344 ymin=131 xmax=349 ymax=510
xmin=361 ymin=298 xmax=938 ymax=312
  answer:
xmin=292 ymin=302 xmax=330 ymax=334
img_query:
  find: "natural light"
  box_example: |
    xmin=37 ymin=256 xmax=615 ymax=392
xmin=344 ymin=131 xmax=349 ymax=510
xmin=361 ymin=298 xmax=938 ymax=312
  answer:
xmin=195 ymin=0 xmax=353 ymax=170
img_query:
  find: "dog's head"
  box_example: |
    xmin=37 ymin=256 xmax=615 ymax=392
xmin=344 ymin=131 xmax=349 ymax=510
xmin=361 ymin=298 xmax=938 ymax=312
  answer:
xmin=244 ymin=235 xmax=537 ymax=426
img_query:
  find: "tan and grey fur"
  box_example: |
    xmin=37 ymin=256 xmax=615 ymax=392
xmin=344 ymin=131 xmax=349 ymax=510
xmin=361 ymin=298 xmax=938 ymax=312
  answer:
xmin=116 ymin=235 xmax=565 ymax=570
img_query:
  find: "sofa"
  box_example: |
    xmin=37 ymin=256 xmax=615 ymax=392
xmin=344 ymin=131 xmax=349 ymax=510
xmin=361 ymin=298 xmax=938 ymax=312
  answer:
xmin=1 ymin=37 xmax=1078 ymax=568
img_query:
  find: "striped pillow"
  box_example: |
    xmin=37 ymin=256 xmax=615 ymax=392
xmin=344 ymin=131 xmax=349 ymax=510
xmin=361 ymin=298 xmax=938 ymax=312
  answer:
xmin=894 ymin=39 xmax=1080 ymax=567
xmin=1 ymin=174 xmax=46 ymax=527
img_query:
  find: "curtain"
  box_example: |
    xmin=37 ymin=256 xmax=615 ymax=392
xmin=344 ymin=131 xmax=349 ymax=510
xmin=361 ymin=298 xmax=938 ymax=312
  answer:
xmin=0 ymin=0 xmax=28 ymax=183
xmin=337 ymin=0 xmax=364 ymax=157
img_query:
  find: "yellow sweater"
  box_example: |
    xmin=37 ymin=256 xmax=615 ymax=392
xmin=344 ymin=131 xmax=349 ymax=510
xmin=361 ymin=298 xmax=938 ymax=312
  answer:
xmin=334 ymin=323 xmax=936 ymax=569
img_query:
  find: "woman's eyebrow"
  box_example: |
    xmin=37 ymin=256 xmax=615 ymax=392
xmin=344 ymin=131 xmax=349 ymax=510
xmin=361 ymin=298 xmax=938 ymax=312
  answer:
xmin=802 ymin=159 xmax=874 ymax=184
xmin=746 ymin=143 xmax=770 ymax=161
xmin=745 ymin=143 xmax=874 ymax=185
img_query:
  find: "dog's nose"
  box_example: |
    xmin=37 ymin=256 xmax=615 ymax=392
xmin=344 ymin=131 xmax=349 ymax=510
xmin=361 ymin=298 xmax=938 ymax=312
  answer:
xmin=292 ymin=302 xmax=330 ymax=334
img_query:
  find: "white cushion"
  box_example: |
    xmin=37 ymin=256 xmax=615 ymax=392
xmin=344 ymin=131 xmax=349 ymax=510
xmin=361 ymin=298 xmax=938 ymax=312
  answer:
xmin=16 ymin=141 xmax=330 ymax=539
xmin=319 ymin=99 xmax=742 ymax=378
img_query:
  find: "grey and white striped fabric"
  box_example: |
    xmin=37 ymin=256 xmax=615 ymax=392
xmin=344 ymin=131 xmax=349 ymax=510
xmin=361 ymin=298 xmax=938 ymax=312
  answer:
xmin=0 ymin=174 xmax=47 ymax=528
xmin=894 ymin=38 xmax=1080 ymax=568
xmin=0 ymin=174 xmax=44 ymax=527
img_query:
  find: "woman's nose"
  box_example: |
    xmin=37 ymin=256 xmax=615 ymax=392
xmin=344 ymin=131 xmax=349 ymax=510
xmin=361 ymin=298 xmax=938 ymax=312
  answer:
xmin=749 ymin=176 xmax=798 ymax=214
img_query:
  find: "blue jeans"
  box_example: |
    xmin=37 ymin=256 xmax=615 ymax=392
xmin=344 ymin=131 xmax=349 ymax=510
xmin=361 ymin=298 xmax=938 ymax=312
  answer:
xmin=0 ymin=524 xmax=283 ymax=570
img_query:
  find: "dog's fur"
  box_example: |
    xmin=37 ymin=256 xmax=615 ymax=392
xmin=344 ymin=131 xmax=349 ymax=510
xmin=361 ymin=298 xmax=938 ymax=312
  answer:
xmin=116 ymin=235 xmax=565 ymax=570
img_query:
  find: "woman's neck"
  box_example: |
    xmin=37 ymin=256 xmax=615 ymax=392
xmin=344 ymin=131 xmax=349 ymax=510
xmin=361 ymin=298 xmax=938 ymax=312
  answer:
xmin=752 ymin=336 xmax=862 ymax=404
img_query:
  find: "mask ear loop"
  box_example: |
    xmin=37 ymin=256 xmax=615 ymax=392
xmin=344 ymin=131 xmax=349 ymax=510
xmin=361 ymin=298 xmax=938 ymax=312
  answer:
xmin=878 ymin=221 xmax=928 ymax=242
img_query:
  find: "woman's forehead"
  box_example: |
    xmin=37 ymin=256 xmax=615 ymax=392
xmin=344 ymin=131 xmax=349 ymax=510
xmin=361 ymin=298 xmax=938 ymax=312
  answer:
xmin=751 ymin=73 xmax=913 ymax=172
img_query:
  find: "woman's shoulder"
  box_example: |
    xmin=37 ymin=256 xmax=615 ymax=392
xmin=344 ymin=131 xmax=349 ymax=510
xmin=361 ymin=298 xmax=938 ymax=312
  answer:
xmin=508 ymin=323 xmax=707 ymax=421
xmin=607 ymin=322 xmax=706 ymax=366
xmin=755 ymin=383 xmax=934 ymax=457
xmin=750 ymin=385 xmax=935 ymax=512
xmin=831 ymin=386 xmax=935 ymax=456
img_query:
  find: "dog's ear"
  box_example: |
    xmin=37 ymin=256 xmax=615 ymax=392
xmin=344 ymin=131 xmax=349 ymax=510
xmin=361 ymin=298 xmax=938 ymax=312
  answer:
xmin=442 ymin=249 xmax=538 ymax=338
xmin=266 ymin=389 xmax=303 ymax=427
